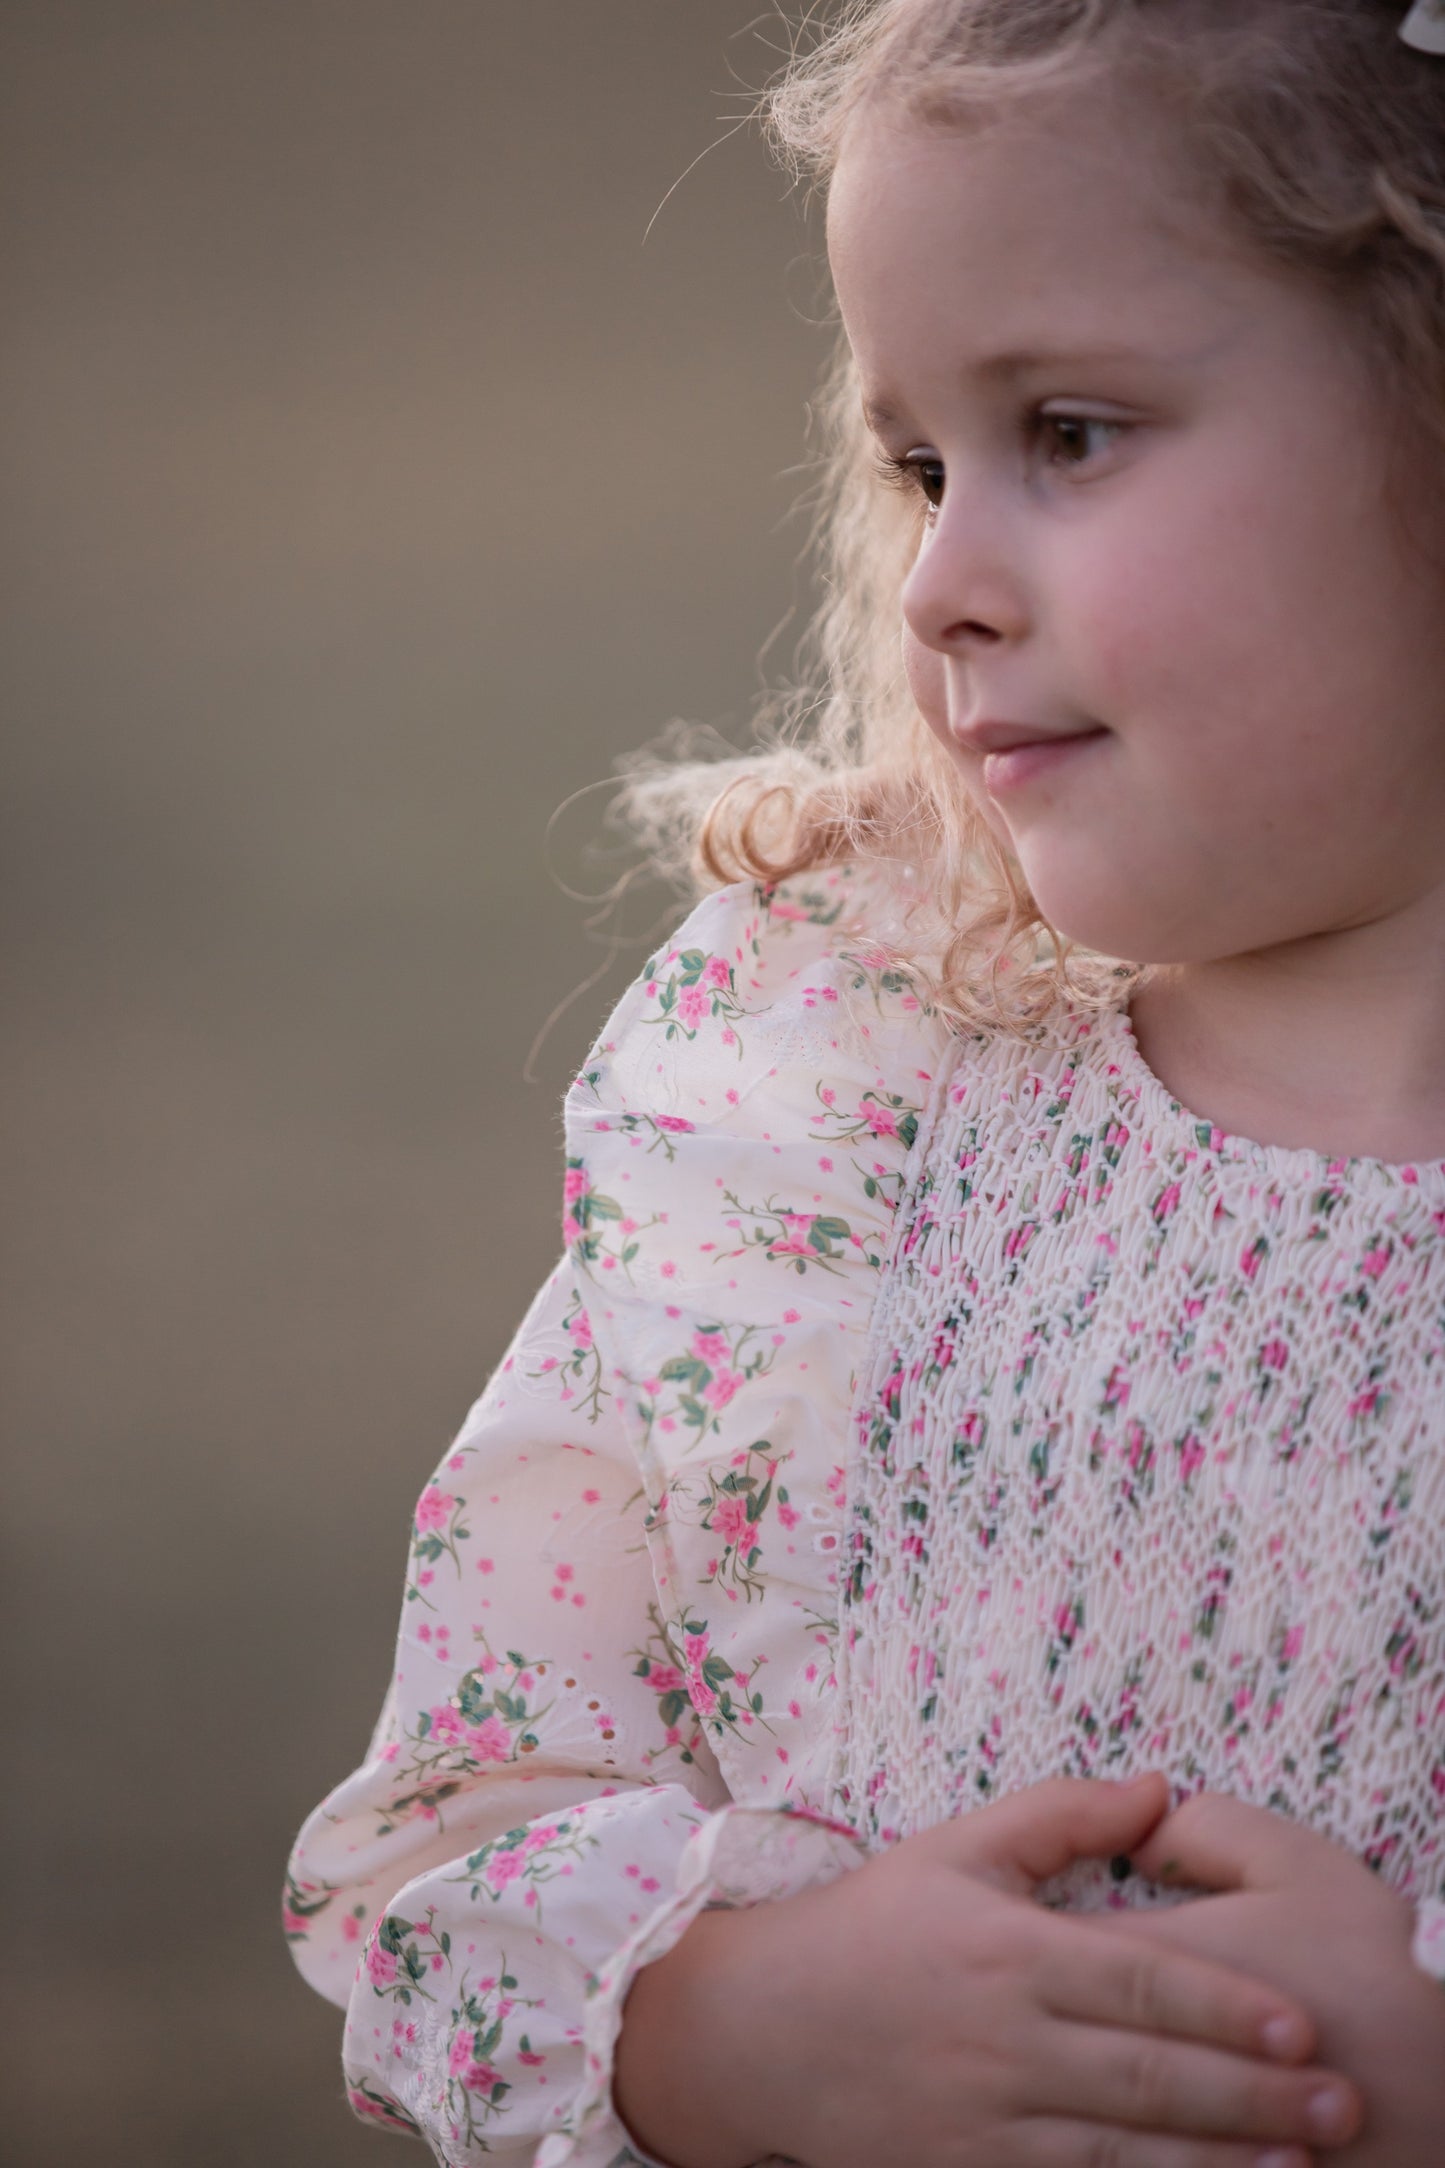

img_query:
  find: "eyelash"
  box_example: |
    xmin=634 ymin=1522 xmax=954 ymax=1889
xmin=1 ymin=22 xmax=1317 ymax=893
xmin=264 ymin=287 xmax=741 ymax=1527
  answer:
xmin=874 ymin=411 xmax=1128 ymax=508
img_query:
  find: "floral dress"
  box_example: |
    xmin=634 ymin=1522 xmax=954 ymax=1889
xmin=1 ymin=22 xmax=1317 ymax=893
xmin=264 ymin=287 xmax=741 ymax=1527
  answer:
xmin=284 ymin=865 xmax=1445 ymax=2168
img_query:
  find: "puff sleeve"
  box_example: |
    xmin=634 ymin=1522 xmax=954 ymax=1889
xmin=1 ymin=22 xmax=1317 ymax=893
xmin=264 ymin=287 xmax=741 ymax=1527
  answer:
xmin=284 ymin=868 xmax=941 ymax=2166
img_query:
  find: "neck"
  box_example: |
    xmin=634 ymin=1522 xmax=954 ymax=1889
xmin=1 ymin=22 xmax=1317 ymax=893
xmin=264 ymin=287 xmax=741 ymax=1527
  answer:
xmin=1127 ymin=890 xmax=1445 ymax=1164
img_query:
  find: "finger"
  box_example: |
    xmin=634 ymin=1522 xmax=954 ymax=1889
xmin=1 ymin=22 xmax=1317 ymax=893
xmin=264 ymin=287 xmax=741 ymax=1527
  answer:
xmin=941 ymin=1774 xmax=1172 ymax=1892
xmin=1039 ymin=1924 xmax=1316 ymax=2063
xmin=1129 ymin=1794 xmax=1342 ymax=1895
xmin=1037 ymin=2023 xmax=1363 ymax=2151
xmin=1020 ymin=2122 xmax=1313 ymax=2167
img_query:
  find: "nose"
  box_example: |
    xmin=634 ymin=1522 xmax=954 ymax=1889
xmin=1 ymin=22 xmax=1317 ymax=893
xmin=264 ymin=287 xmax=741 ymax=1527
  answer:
xmin=900 ymin=499 xmax=1029 ymax=654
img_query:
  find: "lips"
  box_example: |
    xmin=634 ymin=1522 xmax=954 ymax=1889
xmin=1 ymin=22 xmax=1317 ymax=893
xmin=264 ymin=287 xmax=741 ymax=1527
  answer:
xmin=954 ymin=719 xmax=1106 ymax=754
xmin=974 ymin=727 xmax=1110 ymax=796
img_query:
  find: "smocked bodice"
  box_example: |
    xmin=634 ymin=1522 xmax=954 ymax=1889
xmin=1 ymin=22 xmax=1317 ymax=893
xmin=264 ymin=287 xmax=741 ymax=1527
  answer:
xmin=831 ymin=1002 xmax=1445 ymax=1912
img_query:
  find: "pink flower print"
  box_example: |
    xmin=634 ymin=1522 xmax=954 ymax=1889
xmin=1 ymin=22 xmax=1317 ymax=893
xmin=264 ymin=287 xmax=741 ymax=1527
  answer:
xmin=347 ymin=2086 xmax=398 ymax=2125
xmin=865 ymin=1102 xmax=899 ymax=1138
xmin=654 ymin=1114 xmax=694 ymax=1134
xmin=465 ymin=1714 xmax=513 ymax=1762
xmin=1153 ymin=1181 xmax=1182 ymax=1224
xmin=1360 ymin=1243 xmax=1392 ymax=1279
xmin=1280 ymin=1624 xmax=1305 ymax=1664
xmin=427 ymin=1702 xmax=465 ymax=1744
xmin=1260 ymin=1337 xmax=1289 ymax=1372
xmin=485 ymin=1847 xmax=526 ymax=1890
xmin=711 ymin=1493 xmax=752 ymax=1549
xmin=459 ymin=2055 xmax=502 ymax=2095
xmin=777 ymin=1499 xmax=799 ymax=1531
xmin=704 ymin=1367 xmax=743 ymax=1410
xmin=563 ymin=1165 xmax=588 ymax=1203
xmin=1177 ymin=1433 xmax=1206 ymax=1484
xmin=570 ymin=1308 xmax=594 ymax=1352
xmin=647 ymin=1663 xmax=684 ymax=1695
xmin=692 ymin=1329 xmax=730 ymax=1366
xmin=681 ymin=1627 xmax=716 ymax=1713
xmin=365 ymin=1938 xmax=398 ymax=1989
xmin=415 ymin=1485 xmax=454 ymax=1533
xmin=1239 ymin=1236 xmax=1269 ymax=1282
xmin=702 ymin=955 xmax=731 ymax=990
xmin=677 ymin=984 xmax=709 ymax=1029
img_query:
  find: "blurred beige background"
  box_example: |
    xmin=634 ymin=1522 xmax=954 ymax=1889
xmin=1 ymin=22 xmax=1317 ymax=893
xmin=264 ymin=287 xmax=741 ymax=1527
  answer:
xmin=3 ymin=6 xmax=830 ymax=2160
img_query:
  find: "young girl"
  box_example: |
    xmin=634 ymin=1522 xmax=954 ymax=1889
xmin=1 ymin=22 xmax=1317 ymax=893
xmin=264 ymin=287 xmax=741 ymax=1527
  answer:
xmin=284 ymin=3 xmax=1445 ymax=2162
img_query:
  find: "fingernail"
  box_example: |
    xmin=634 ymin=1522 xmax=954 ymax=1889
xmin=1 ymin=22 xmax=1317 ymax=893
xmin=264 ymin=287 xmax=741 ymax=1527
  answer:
xmin=1261 ymin=2012 xmax=1305 ymax=2058
xmin=1308 ymin=2084 xmax=1354 ymax=2141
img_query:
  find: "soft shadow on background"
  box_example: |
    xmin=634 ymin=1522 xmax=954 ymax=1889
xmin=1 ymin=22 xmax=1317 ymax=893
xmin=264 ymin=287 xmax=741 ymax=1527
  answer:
xmin=3 ymin=6 xmax=830 ymax=2160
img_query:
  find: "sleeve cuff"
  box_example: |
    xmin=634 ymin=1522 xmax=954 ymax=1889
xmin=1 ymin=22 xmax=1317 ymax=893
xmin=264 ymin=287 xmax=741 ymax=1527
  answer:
xmin=1412 ymin=1898 xmax=1445 ymax=1984
xmin=535 ymin=1801 xmax=866 ymax=2168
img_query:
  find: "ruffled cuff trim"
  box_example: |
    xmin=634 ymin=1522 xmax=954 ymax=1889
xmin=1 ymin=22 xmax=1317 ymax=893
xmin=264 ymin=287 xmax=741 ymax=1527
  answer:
xmin=535 ymin=1800 xmax=866 ymax=2168
xmin=1412 ymin=1898 xmax=1445 ymax=1984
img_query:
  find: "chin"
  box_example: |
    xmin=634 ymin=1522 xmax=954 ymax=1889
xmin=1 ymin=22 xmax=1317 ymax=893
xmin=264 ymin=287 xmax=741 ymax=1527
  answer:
xmin=1021 ymin=863 xmax=1197 ymax=968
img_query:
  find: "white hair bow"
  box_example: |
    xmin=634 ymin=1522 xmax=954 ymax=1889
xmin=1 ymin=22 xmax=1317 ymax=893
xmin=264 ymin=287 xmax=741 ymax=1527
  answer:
xmin=1400 ymin=1 xmax=1445 ymax=54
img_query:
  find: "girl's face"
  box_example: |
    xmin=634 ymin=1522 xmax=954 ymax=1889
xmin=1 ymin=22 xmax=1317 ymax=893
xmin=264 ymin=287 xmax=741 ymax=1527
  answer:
xmin=827 ymin=87 xmax=1445 ymax=966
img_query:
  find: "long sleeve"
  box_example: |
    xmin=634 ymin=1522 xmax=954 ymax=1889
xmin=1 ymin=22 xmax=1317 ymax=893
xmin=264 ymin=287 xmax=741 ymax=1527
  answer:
xmin=285 ymin=1247 xmax=864 ymax=2165
xmin=283 ymin=870 xmax=921 ymax=2164
xmin=1413 ymin=1902 xmax=1445 ymax=1983
xmin=286 ymin=1248 xmax=863 ymax=2165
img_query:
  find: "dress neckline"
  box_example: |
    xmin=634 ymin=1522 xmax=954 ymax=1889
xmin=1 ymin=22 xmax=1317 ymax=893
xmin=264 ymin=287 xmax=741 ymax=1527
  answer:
xmin=1089 ymin=997 xmax=1445 ymax=1201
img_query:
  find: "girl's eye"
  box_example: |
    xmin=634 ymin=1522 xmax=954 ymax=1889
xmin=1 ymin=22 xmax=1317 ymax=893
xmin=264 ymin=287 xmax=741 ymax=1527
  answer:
xmin=1033 ymin=411 xmax=1127 ymax=469
xmin=874 ymin=411 xmax=1127 ymax=510
xmin=903 ymin=453 xmax=947 ymax=507
xmin=874 ymin=449 xmax=946 ymax=508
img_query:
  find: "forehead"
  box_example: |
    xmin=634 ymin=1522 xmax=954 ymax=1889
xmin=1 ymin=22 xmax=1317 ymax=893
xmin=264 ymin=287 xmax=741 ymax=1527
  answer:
xmin=826 ymin=89 xmax=1263 ymax=394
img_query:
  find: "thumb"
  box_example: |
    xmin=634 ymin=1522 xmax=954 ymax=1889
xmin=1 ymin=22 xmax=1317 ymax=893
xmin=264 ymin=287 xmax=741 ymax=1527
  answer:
xmin=941 ymin=1772 xmax=1171 ymax=1893
xmin=1128 ymin=1791 xmax=1342 ymax=1893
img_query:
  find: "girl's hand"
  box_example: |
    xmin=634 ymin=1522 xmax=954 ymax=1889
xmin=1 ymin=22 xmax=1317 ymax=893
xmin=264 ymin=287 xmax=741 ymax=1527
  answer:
xmin=1095 ymin=1794 xmax=1445 ymax=2164
xmin=615 ymin=1773 xmax=1363 ymax=2168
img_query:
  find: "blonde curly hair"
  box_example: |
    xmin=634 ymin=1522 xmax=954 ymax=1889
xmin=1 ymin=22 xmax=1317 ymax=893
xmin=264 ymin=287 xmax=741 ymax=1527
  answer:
xmin=614 ymin=0 xmax=1445 ymax=1033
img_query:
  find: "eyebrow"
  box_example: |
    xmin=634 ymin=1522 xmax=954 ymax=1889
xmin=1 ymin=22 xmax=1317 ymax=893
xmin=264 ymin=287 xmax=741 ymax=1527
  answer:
xmin=861 ymin=344 xmax=1165 ymax=431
